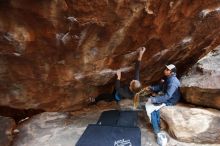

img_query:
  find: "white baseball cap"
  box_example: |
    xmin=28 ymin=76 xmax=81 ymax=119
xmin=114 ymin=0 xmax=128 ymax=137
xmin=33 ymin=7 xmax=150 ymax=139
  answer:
xmin=165 ymin=64 xmax=176 ymax=71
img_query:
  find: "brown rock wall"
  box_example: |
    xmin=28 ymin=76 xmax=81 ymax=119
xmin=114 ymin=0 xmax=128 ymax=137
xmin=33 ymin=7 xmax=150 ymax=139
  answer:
xmin=0 ymin=0 xmax=220 ymax=111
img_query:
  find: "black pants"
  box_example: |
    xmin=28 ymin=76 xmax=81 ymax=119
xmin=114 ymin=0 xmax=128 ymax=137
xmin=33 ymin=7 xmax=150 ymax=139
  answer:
xmin=94 ymin=89 xmax=116 ymax=103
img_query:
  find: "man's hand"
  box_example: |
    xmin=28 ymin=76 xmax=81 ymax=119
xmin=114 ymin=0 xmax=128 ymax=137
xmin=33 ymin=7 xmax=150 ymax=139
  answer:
xmin=138 ymin=47 xmax=146 ymax=61
xmin=144 ymin=86 xmax=150 ymax=91
xmin=151 ymin=93 xmax=157 ymax=96
xmin=160 ymin=79 xmax=165 ymax=83
xmin=148 ymin=98 xmax=152 ymax=103
xmin=116 ymin=70 xmax=121 ymax=80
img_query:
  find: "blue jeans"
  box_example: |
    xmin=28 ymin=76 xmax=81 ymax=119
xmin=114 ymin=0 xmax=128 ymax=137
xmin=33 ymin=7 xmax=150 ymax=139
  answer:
xmin=151 ymin=103 xmax=173 ymax=134
xmin=114 ymin=91 xmax=121 ymax=102
xmin=151 ymin=110 xmax=160 ymax=134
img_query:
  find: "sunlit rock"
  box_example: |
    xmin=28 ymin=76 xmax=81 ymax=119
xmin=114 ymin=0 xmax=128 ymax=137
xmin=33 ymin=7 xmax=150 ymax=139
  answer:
xmin=160 ymin=104 xmax=220 ymax=144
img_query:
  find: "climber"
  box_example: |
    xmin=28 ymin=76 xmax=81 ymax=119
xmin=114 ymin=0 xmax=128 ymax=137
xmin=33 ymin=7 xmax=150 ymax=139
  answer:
xmin=144 ymin=64 xmax=181 ymax=146
xmin=88 ymin=46 xmax=146 ymax=104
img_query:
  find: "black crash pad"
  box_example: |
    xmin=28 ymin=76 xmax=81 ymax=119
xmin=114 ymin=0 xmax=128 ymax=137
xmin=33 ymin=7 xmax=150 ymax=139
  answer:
xmin=97 ymin=110 xmax=138 ymax=127
xmin=117 ymin=111 xmax=138 ymax=127
xmin=76 ymin=124 xmax=141 ymax=146
xmin=97 ymin=110 xmax=120 ymax=126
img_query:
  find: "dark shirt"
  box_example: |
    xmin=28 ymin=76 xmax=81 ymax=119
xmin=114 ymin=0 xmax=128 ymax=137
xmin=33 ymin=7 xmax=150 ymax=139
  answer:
xmin=115 ymin=61 xmax=141 ymax=99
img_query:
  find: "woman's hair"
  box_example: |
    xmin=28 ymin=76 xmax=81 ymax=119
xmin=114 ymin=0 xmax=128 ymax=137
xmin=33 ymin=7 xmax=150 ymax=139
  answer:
xmin=130 ymin=80 xmax=141 ymax=93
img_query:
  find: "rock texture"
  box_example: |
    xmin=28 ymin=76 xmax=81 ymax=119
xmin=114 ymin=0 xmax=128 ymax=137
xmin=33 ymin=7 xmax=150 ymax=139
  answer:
xmin=0 ymin=116 xmax=16 ymax=146
xmin=0 ymin=0 xmax=220 ymax=111
xmin=160 ymin=104 xmax=220 ymax=144
xmin=181 ymin=45 xmax=220 ymax=109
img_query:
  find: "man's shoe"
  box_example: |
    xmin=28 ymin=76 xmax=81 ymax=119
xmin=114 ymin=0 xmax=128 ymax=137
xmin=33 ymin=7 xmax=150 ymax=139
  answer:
xmin=157 ymin=132 xmax=168 ymax=146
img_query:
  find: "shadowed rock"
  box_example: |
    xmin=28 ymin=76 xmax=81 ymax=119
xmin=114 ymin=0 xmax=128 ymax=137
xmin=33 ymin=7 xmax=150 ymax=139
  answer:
xmin=0 ymin=116 xmax=16 ymax=146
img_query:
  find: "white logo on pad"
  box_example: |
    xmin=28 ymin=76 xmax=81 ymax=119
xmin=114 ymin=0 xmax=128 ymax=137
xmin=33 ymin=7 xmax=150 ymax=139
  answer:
xmin=114 ymin=139 xmax=132 ymax=146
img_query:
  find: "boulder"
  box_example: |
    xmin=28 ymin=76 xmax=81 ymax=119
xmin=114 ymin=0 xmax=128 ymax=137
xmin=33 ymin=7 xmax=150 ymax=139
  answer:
xmin=0 ymin=116 xmax=16 ymax=146
xmin=12 ymin=112 xmax=99 ymax=146
xmin=12 ymin=103 xmax=118 ymax=146
xmin=181 ymin=45 xmax=220 ymax=109
xmin=0 ymin=0 xmax=220 ymax=111
xmin=160 ymin=104 xmax=220 ymax=144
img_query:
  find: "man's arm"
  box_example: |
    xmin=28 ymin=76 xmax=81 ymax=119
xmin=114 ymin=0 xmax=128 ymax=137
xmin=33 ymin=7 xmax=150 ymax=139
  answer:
xmin=149 ymin=84 xmax=163 ymax=93
xmin=150 ymin=82 xmax=178 ymax=104
xmin=145 ymin=78 xmax=165 ymax=93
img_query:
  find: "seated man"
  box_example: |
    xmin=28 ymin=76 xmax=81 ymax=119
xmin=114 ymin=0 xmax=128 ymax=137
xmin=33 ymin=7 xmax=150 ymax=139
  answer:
xmin=88 ymin=47 xmax=146 ymax=104
xmin=145 ymin=64 xmax=181 ymax=146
